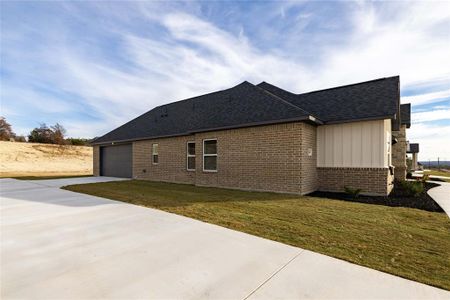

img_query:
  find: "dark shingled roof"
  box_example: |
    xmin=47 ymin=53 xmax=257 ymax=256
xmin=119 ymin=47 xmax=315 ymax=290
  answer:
xmin=257 ymin=76 xmax=400 ymax=125
xmin=93 ymin=77 xmax=401 ymax=145
xmin=93 ymin=82 xmax=314 ymax=144
xmin=401 ymin=103 xmax=411 ymax=128
xmin=407 ymin=143 xmax=419 ymax=153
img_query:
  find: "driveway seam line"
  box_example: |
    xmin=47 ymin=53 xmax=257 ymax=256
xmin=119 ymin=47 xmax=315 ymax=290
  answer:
xmin=242 ymin=249 xmax=304 ymax=300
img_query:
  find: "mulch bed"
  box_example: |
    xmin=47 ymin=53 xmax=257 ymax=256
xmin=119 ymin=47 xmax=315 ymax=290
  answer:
xmin=308 ymin=182 xmax=444 ymax=212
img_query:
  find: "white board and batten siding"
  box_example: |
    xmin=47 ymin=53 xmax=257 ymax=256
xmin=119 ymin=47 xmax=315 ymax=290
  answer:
xmin=317 ymin=119 xmax=391 ymax=168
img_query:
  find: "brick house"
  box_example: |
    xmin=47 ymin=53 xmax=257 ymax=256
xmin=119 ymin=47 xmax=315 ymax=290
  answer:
xmin=92 ymin=76 xmax=411 ymax=196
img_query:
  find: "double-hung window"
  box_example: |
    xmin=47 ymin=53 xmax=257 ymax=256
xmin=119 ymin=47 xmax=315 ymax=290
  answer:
xmin=203 ymin=139 xmax=217 ymax=172
xmin=152 ymin=143 xmax=159 ymax=164
xmin=187 ymin=142 xmax=196 ymax=171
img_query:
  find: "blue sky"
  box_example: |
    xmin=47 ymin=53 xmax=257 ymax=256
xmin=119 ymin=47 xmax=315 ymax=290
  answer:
xmin=1 ymin=1 xmax=449 ymax=160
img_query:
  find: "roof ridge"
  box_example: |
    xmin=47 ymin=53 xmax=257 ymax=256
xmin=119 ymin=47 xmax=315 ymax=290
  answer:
xmin=157 ymin=81 xmax=251 ymax=109
xmin=297 ymin=76 xmax=399 ymax=96
xmin=258 ymin=76 xmax=399 ymax=96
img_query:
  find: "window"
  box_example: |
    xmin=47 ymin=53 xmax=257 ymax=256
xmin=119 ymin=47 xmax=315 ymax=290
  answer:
xmin=152 ymin=143 xmax=158 ymax=164
xmin=203 ymin=139 xmax=217 ymax=172
xmin=187 ymin=142 xmax=196 ymax=171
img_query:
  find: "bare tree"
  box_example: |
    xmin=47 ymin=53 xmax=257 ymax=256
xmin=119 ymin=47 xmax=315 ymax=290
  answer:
xmin=51 ymin=123 xmax=66 ymax=145
xmin=0 ymin=117 xmax=15 ymax=141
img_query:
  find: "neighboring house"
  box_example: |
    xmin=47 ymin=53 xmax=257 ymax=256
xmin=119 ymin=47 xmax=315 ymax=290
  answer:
xmin=392 ymin=103 xmax=411 ymax=180
xmin=92 ymin=76 xmax=412 ymax=196
xmin=407 ymin=143 xmax=420 ymax=170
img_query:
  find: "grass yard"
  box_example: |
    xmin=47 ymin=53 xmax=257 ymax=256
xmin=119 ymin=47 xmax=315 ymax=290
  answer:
xmin=425 ymin=169 xmax=450 ymax=182
xmin=64 ymin=180 xmax=450 ymax=290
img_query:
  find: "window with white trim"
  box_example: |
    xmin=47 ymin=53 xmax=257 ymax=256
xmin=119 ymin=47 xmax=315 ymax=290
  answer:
xmin=203 ymin=139 xmax=217 ymax=172
xmin=187 ymin=142 xmax=196 ymax=171
xmin=152 ymin=143 xmax=159 ymax=164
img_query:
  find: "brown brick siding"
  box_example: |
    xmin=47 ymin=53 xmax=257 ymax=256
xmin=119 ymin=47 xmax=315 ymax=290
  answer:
xmin=392 ymin=125 xmax=407 ymax=181
xmin=317 ymin=167 xmax=393 ymax=196
xmin=95 ymin=120 xmax=391 ymax=196
xmin=133 ymin=135 xmax=196 ymax=184
xmin=128 ymin=122 xmax=316 ymax=194
xmin=301 ymin=123 xmax=318 ymax=194
xmin=194 ymin=122 xmax=307 ymax=194
xmin=93 ymin=146 xmax=100 ymax=176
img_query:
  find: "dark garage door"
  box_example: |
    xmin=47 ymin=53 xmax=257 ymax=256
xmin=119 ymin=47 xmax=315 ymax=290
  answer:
xmin=100 ymin=144 xmax=132 ymax=178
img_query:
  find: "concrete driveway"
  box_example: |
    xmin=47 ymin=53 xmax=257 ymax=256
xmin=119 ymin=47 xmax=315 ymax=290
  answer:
xmin=1 ymin=177 xmax=448 ymax=299
xmin=428 ymin=181 xmax=450 ymax=218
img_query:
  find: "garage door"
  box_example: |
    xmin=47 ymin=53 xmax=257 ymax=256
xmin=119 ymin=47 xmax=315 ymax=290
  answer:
xmin=100 ymin=144 xmax=132 ymax=178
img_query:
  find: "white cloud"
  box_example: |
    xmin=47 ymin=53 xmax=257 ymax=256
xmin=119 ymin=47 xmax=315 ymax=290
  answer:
xmin=402 ymin=90 xmax=450 ymax=107
xmin=412 ymin=109 xmax=450 ymax=123
xmin=312 ymin=2 xmax=450 ymax=91
xmin=408 ymin=123 xmax=450 ymax=161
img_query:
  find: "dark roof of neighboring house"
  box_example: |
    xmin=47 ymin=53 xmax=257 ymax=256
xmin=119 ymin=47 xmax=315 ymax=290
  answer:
xmin=407 ymin=143 xmax=419 ymax=153
xmin=93 ymin=76 xmax=401 ymax=145
xmin=400 ymin=103 xmax=411 ymax=128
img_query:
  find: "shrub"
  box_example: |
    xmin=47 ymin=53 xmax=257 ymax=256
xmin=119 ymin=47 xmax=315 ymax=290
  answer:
xmin=420 ymin=174 xmax=430 ymax=183
xmin=66 ymin=138 xmax=90 ymax=146
xmin=15 ymin=135 xmax=27 ymax=142
xmin=344 ymin=186 xmax=362 ymax=199
xmin=399 ymin=180 xmax=424 ymax=197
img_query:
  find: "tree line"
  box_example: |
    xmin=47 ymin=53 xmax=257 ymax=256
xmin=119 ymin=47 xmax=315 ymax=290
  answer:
xmin=0 ymin=116 xmax=91 ymax=146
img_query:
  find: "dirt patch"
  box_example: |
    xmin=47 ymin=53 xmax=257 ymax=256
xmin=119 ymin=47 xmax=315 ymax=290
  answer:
xmin=0 ymin=141 xmax=93 ymax=177
xmin=309 ymin=182 xmax=443 ymax=212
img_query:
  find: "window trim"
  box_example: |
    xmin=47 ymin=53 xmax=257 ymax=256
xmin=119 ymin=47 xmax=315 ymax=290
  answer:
xmin=152 ymin=143 xmax=159 ymax=165
xmin=202 ymin=138 xmax=218 ymax=172
xmin=186 ymin=141 xmax=196 ymax=171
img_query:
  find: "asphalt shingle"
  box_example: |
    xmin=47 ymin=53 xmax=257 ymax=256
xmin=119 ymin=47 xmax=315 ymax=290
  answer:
xmin=401 ymin=103 xmax=411 ymax=128
xmin=93 ymin=82 xmax=312 ymax=144
xmin=407 ymin=143 xmax=419 ymax=153
xmin=93 ymin=77 xmax=401 ymax=145
xmin=257 ymin=76 xmax=400 ymax=126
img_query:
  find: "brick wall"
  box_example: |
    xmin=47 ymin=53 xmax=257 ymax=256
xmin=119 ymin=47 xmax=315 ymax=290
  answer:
xmin=392 ymin=125 xmax=407 ymax=181
xmin=128 ymin=122 xmax=316 ymax=194
xmin=317 ymin=167 xmax=393 ymax=196
xmin=96 ymin=120 xmax=391 ymax=196
xmin=300 ymin=123 xmax=318 ymax=194
xmin=93 ymin=145 xmax=100 ymax=176
xmin=133 ymin=135 xmax=196 ymax=184
xmin=194 ymin=122 xmax=310 ymax=194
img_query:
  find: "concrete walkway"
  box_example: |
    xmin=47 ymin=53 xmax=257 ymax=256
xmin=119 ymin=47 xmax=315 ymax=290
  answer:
xmin=1 ymin=177 xmax=449 ymax=299
xmin=411 ymin=170 xmax=450 ymax=181
xmin=428 ymin=181 xmax=450 ymax=218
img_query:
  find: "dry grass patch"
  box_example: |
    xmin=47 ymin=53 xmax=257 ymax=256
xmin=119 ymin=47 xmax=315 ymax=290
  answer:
xmin=0 ymin=141 xmax=92 ymax=177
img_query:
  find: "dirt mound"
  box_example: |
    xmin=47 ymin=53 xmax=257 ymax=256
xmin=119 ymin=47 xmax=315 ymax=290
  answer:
xmin=0 ymin=141 xmax=93 ymax=177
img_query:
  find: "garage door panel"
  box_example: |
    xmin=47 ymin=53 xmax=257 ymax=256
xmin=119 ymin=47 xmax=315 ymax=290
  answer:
xmin=100 ymin=144 xmax=132 ymax=178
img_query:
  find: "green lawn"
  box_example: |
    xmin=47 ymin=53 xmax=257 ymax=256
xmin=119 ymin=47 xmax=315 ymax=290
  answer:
xmin=63 ymin=180 xmax=450 ymax=290
xmin=425 ymin=170 xmax=450 ymax=182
